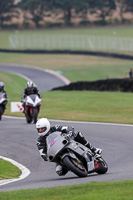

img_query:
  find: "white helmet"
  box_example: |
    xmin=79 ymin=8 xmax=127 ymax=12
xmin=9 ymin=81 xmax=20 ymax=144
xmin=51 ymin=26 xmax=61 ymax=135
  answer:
xmin=36 ymin=118 xmax=50 ymax=136
xmin=27 ymin=81 xmax=34 ymax=88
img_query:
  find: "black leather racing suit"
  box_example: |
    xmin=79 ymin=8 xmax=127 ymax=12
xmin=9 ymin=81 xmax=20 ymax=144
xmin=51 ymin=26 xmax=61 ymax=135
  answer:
xmin=21 ymin=87 xmax=41 ymax=100
xmin=36 ymin=125 xmax=97 ymax=176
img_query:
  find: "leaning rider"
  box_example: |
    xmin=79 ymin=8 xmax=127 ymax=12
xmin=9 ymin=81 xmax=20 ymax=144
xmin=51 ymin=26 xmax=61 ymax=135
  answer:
xmin=0 ymin=82 xmax=8 ymax=119
xmin=36 ymin=118 xmax=102 ymax=176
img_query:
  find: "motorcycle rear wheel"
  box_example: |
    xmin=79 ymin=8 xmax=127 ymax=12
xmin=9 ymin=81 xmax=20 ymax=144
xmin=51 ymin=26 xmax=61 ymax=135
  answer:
xmin=63 ymin=156 xmax=87 ymax=177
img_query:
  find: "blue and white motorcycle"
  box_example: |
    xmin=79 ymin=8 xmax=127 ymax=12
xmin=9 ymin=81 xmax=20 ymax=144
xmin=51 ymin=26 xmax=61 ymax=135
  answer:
xmin=0 ymin=92 xmax=8 ymax=120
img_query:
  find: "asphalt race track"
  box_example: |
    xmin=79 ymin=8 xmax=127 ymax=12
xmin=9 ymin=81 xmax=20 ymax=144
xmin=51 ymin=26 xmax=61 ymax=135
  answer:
xmin=0 ymin=65 xmax=133 ymax=191
xmin=0 ymin=64 xmax=70 ymax=91
xmin=0 ymin=118 xmax=133 ymax=191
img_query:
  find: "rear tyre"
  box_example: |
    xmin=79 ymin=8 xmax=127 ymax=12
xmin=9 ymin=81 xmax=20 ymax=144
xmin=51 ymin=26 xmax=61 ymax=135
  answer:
xmin=63 ymin=156 xmax=87 ymax=177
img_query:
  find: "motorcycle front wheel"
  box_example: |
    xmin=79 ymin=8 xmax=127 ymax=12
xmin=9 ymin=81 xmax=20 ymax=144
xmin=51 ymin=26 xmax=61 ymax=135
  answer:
xmin=96 ymin=158 xmax=108 ymax=174
xmin=32 ymin=108 xmax=38 ymax=124
xmin=63 ymin=156 xmax=87 ymax=177
xmin=25 ymin=112 xmax=32 ymax=124
xmin=0 ymin=106 xmax=4 ymax=120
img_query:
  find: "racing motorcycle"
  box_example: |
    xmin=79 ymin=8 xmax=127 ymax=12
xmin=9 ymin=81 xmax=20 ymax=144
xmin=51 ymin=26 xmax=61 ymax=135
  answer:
xmin=0 ymin=92 xmax=8 ymax=121
xmin=24 ymin=94 xmax=41 ymax=124
xmin=46 ymin=131 xmax=108 ymax=177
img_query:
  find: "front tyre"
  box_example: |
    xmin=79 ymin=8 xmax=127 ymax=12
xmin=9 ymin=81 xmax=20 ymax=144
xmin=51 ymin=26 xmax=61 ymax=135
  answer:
xmin=25 ymin=111 xmax=32 ymax=124
xmin=32 ymin=108 xmax=38 ymax=124
xmin=0 ymin=106 xmax=4 ymax=121
xmin=63 ymin=156 xmax=87 ymax=177
xmin=96 ymin=158 xmax=108 ymax=174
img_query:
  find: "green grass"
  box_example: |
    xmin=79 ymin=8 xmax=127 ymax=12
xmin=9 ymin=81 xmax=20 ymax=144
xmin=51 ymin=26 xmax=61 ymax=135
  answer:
xmin=1 ymin=180 xmax=133 ymax=200
xmin=0 ymin=53 xmax=133 ymax=82
xmin=0 ymin=27 xmax=133 ymax=48
xmin=0 ymin=159 xmax=21 ymax=179
xmin=1 ymin=71 xmax=133 ymax=124
xmin=41 ymin=91 xmax=133 ymax=124
xmin=0 ymin=71 xmax=27 ymax=100
xmin=1 ymin=27 xmax=133 ymax=51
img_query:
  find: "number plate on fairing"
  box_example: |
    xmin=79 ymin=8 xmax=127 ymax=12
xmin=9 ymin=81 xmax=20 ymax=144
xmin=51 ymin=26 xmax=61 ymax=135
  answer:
xmin=87 ymin=161 xmax=94 ymax=172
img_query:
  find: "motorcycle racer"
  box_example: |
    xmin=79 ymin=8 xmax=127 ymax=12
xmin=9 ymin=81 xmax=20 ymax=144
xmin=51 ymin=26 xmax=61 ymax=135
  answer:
xmin=36 ymin=118 xmax=102 ymax=176
xmin=0 ymin=82 xmax=8 ymax=118
xmin=21 ymin=81 xmax=41 ymax=112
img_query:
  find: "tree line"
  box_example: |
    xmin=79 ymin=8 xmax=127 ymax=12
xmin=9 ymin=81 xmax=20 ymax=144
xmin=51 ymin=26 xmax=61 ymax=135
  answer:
xmin=0 ymin=0 xmax=133 ymax=28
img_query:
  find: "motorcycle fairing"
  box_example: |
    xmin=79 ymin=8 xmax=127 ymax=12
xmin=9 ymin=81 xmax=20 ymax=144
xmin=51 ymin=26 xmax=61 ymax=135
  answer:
xmin=26 ymin=94 xmax=41 ymax=107
xmin=0 ymin=92 xmax=6 ymax=104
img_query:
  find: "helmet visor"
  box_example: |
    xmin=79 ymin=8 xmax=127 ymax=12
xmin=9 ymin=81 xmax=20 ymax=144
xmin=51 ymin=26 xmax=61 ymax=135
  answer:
xmin=37 ymin=127 xmax=47 ymax=133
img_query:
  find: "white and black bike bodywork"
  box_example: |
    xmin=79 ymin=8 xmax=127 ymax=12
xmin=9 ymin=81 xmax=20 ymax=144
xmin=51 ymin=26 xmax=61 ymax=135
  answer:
xmin=0 ymin=92 xmax=8 ymax=120
xmin=46 ymin=131 xmax=108 ymax=177
xmin=25 ymin=94 xmax=41 ymax=124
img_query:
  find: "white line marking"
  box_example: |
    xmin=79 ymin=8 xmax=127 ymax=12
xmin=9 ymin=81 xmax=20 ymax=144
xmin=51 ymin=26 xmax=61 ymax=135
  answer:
xmin=0 ymin=156 xmax=30 ymax=186
xmin=3 ymin=115 xmax=133 ymax=127
xmin=50 ymin=119 xmax=133 ymax=127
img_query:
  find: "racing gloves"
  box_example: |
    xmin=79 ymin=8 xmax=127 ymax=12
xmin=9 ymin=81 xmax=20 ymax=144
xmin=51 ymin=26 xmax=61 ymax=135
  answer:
xmin=91 ymin=147 xmax=102 ymax=155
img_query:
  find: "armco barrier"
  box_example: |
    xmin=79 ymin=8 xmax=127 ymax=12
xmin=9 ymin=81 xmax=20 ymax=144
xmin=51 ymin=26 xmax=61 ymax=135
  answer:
xmin=0 ymin=49 xmax=133 ymax=60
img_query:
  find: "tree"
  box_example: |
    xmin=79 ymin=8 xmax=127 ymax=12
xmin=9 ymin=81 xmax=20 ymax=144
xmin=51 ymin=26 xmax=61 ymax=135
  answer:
xmin=115 ymin=0 xmax=129 ymax=23
xmin=18 ymin=0 xmax=51 ymax=27
xmin=123 ymin=0 xmax=133 ymax=13
xmin=88 ymin=0 xmax=116 ymax=22
xmin=53 ymin=0 xmax=88 ymax=25
xmin=0 ymin=0 xmax=18 ymax=27
xmin=114 ymin=0 xmax=133 ymax=24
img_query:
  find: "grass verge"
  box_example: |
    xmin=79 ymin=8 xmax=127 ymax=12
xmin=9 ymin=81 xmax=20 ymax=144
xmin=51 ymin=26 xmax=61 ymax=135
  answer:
xmin=0 ymin=159 xmax=21 ymax=179
xmin=4 ymin=88 xmax=133 ymax=125
xmin=1 ymin=180 xmax=133 ymax=200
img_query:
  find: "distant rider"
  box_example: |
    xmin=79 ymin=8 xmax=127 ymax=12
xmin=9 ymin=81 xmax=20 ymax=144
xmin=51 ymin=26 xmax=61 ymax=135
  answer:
xmin=21 ymin=81 xmax=42 ymax=112
xmin=0 ymin=82 xmax=8 ymax=118
xmin=36 ymin=118 xmax=102 ymax=176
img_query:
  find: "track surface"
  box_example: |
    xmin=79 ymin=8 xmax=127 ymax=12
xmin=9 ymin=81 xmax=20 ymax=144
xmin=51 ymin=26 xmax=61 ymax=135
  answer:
xmin=0 ymin=118 xmax=133 ymax=191
xmin=0 ymin=65 xmax=133 ymax=191
xmin=0 ymin=64 xmax=69 ymax=91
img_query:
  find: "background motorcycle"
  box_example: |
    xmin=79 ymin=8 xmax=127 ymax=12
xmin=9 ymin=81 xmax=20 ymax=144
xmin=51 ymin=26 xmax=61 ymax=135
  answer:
xmin=24 ymin=94 xmax=41 ymax=124
xmin=46 ymin=131 xmax=108 ymax=177
xmin=0 ymin=92 xmax=8 ymax=121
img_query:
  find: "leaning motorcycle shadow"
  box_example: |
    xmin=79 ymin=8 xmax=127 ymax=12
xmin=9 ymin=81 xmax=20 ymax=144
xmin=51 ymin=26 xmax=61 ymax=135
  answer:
xmin=58 ymin=173 xmax=105 ymax=180
xmin=43 ymin=172 xmax=106 ymax=182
